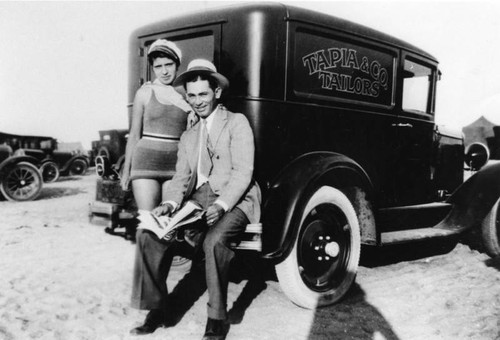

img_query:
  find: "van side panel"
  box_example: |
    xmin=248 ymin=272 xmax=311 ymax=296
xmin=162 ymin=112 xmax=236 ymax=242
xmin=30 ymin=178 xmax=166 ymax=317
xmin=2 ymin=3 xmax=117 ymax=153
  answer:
xmin=219 ymin=6 xmax=287 ymax=101
xmin=227 ymin=97 xmax=396 ymax=208
xmin=284 ymin=22 xmax=400 ymax=207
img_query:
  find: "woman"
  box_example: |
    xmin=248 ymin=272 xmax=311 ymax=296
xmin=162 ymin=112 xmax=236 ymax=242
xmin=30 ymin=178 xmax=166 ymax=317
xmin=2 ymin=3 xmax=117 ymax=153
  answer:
xmin=121 ymin=39 xmax=195 ymax=211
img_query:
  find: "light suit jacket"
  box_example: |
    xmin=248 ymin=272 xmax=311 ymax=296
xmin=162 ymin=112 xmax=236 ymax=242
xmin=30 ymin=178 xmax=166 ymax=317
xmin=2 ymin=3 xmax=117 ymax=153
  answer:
xmin=164 ymin=106 xmax=261 ymax=224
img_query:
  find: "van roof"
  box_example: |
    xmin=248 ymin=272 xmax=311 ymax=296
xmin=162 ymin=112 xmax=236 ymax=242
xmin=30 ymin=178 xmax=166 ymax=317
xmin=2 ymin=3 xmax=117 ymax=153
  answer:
xmin=132 ymin=2 xmax=437 ymax=62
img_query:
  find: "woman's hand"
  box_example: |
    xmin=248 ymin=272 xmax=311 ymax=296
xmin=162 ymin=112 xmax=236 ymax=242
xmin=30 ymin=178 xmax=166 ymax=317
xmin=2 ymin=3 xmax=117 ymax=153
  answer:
xmin=187 ymin=111 xmax=199 ymax=129
xmin=120 ymin=168 xmax=130 ymax=191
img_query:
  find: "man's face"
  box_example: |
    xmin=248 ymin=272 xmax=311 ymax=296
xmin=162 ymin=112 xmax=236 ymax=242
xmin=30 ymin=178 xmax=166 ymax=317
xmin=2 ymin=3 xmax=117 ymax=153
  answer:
xmin=185 ymin=79 xmax=221 ymax=119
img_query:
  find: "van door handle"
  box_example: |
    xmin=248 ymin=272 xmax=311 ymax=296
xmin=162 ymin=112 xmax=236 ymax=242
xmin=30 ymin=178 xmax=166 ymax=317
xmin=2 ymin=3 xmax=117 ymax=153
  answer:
xmin=391 ymin=123 xmax=413 ymax=128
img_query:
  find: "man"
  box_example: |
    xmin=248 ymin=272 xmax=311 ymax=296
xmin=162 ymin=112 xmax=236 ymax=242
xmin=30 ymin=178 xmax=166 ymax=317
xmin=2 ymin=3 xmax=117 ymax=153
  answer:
xmin=130 ymin=59 xmax=261 ymax=340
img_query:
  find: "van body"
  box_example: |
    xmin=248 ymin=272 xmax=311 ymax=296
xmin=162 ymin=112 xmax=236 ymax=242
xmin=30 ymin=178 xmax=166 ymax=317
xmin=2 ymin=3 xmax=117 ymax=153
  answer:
xmin=124 ymin=2 xmax=500 ymax=308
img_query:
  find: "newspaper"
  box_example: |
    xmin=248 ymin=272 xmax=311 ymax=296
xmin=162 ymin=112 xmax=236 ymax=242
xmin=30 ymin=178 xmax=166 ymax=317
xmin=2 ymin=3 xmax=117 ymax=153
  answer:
xmin=137 ymin=200 xmax=204 ymax=239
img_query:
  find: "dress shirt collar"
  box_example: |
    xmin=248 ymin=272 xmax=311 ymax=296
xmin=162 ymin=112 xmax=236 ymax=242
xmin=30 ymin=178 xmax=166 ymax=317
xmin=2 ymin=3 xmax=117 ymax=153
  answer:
xmin=200 ymin=105 xmax=220 ymax=131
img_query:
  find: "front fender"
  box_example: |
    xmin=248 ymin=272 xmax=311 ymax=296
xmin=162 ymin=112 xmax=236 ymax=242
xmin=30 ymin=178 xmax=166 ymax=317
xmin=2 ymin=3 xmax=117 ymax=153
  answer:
xmin=443 ymin=161 xmax=500 ymax=229
xmin=72 ymin=155 xmax=89 ymax=165
xmin=0 ymin=156 xmax=40 ymax=176
xmin=261 ymin=152 xmax=373 ymax=262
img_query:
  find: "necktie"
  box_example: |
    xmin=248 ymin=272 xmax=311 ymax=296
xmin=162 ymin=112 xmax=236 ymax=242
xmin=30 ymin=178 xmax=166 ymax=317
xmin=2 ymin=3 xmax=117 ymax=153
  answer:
xmin=199 ymin=120 xmax=213 ymax=178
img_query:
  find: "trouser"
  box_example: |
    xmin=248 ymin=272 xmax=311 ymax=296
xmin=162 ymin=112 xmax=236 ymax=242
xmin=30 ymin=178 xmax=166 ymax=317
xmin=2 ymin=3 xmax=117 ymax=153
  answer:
xmin=131 ymin=183 xmax=249 ymax=320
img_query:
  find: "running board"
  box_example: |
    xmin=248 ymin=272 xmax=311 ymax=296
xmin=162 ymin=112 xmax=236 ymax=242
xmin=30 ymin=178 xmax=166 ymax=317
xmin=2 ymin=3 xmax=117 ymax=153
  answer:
xmin=377 ymin=202 xmax=452 ymax=232
xmin=380 ymin=227 xmax=461 ymax=245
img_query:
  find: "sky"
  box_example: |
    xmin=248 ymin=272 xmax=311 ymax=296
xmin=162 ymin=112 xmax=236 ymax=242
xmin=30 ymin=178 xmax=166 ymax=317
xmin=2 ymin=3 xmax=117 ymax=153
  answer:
xmin=1 ymin=0 xmax=500 ymax=149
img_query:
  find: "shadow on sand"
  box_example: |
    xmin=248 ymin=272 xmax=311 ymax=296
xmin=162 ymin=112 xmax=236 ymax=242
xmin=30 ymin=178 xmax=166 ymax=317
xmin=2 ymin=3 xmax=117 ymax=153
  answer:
xmin=309 ymin=284 xmax=400 ymax=340
xmin=130 ymin=237 xmax=460 ymax=339
xmin=227 ymin=255 xmax=270 ymax=325
xmin=36 ymin=176 xmax=88 ymax=200
xmin=164 ymin=243 xmax=421 ymax=339
xmin=307 ymin=238 xmax=462 ymax=340
xmin=163 ymin=251 xmax=270 ymax=331
xmin=37 ymin=186 xmax=86 ymax=200
xmin=485 ymin=256 xmax=500 ymax=271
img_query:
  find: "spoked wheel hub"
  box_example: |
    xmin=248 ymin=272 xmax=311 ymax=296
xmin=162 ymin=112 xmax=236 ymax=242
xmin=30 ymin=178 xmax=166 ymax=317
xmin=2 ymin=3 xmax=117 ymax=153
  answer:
xmin=40 ymin=162 xmax=60 ymax=183
xmin=1 ymin=162 xmax=43 ymax=201
xmin=8 ymin=170 xmax=34 ymax=192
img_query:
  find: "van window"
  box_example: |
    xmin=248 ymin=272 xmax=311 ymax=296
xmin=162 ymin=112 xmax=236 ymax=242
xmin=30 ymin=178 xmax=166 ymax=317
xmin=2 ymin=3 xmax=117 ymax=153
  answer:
xmin=146 ymin=32 xmax=214 ymax=81
xmin=402 ymin=59 xmax=432 ymax=113
xmin=293 ymin=28 xmax=395 ymax=107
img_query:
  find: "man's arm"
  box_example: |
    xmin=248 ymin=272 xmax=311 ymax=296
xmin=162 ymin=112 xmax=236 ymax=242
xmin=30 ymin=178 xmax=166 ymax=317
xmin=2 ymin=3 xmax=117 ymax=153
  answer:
xmin=217 ymin=113 xmax=255 ymax=209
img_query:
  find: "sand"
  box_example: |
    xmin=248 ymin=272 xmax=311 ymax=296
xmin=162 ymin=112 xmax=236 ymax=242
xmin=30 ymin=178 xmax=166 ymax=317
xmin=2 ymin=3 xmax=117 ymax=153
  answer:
xmin=1 ymin=172 xmax=499 ymax=340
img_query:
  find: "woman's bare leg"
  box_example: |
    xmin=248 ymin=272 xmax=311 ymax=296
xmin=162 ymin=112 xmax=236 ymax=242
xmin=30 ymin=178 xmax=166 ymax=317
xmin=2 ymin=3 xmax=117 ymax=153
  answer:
xmin=132 ymin=179 xmax=162 ymax=211
xmin=161 ymin=180 xmax=171 ymax=203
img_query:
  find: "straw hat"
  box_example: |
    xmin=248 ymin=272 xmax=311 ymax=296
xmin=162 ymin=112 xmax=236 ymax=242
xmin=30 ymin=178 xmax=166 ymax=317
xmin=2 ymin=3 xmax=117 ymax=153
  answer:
xmin=173 ymin=59 xmax=229 ymax=89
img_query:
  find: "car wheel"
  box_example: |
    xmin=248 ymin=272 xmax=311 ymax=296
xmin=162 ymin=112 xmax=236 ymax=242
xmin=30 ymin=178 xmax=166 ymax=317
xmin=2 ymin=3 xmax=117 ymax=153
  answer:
xmin=0 ymin=162 xmax=43 ymax=201
xmin=98 ymin=147 xmax=111 ymax=160
xmin=40 ymin=161 xmax=60 ymax=183
xmin=275 ymin=186 xmax=361 ymax=309
xmin=481 ymin=198 xmax=500 ymax=257
xmin=69 ymin=159 xmax=88 ymax=176
xmin=95 ymin=156 xmax=110 ymax=177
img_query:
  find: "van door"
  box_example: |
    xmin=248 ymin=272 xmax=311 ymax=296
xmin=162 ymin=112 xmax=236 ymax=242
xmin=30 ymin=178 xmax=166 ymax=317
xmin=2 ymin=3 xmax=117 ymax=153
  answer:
xmin=131 ymin=25 xmax=221 ymax=176
xmin=138 ymin=26 xmax=221 ymax=86
xmin=287 ymin=24 xmax=400 ymax=208
xmin=393 ymin=54 xmax=437 ymax=206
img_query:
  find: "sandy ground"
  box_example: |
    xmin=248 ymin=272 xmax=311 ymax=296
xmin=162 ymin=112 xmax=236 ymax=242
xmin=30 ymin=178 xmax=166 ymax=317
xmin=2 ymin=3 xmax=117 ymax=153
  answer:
xmin=1 ymin=171 xmax=500 ymax=340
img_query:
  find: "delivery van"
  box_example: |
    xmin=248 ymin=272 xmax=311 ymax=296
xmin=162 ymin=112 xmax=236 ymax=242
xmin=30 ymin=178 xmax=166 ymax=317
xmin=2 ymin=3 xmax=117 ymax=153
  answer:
xmin=93 ymin=2 xmax=500 ymax=309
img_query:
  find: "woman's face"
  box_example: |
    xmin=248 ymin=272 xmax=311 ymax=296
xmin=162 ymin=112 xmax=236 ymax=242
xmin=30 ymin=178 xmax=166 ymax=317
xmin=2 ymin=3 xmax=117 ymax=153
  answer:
xmin=152 ymin=57 xmax=177 ymax=85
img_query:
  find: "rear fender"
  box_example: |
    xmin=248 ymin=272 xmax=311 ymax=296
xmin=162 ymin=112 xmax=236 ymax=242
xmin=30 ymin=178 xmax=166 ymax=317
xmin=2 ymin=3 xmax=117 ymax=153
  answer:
xmin=60 ymin=155 xmax=89 ymax=172
xmin=261 ymin=152 xmax=374 ymax=262
xmin=41 ymin=157 xmax=57 ymax=165
xmin=441 ymin=161 xmax=500 ymax=229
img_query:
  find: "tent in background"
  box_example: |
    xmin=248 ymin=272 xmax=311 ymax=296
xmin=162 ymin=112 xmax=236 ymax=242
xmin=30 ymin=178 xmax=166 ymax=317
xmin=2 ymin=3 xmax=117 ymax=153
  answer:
xmin=462 ymin=116 xmax=500 ymax=159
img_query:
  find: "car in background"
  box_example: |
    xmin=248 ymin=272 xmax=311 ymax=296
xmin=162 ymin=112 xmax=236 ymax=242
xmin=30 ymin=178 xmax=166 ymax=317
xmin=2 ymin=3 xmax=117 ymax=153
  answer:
xmin=89 ymin=129 xmax=128 ymax=167
xmin=89 ymin=129 xmax=137 ymax=239
xmin=16 ymin=148 xmax=89 ymax=183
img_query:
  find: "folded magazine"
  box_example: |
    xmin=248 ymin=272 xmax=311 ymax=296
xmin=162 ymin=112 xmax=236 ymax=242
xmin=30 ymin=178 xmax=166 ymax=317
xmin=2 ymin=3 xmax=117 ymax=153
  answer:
xmin=138 ymin=200 xmax=204 ymax=239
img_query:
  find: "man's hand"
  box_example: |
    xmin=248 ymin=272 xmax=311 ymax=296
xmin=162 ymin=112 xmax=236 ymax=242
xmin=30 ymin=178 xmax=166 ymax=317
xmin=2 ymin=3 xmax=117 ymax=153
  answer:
xmin=206 ymin=203 xmax=225 ymax=226
xmin=152 ymin=203 xmax=174 ymax=217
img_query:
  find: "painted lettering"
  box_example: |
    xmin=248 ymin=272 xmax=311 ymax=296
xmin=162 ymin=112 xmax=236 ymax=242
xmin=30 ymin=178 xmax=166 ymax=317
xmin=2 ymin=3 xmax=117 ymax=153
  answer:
xmin=329 ymin=48 xmax=342 ymax=67
xmin=360 ymin=57 xmax=369 ymax=74
xmin=318 ymin=71 xmax=331 ymax=89
xmin=302 ymin=53 xmax=317 ymax=75
xmin=302 ymin=46 xmax=391 ymax=98
xmin=379 ymin=68 xmax=388 ymax=88
xmin=346 ymin=49 xmax=359 ymax=69
xmin=316 ymin=50 xmax=330 ymax=71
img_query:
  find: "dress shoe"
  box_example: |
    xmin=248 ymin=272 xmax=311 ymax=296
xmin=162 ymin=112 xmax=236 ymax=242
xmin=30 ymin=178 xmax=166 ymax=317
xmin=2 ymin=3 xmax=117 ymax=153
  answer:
xmin=130 ymin=309 xmax=166 ymax=335
xmin=202 ymin=317 xmax=229 ymax=340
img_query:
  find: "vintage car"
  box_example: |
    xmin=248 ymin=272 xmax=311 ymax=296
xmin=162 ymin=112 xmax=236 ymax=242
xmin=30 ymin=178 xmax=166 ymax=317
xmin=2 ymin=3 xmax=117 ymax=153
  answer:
xmin=0 ymin=144 xmax=43 ymax=201
xmin=89 ymin=129 xmax=135 ymax=238
xmin=90 ymin=129 xmax=128 ymax=166
xmin=90 ymin=3 xmax=500 ymax=309
xmin=16 ymin=148 xmax=89 ymax=183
